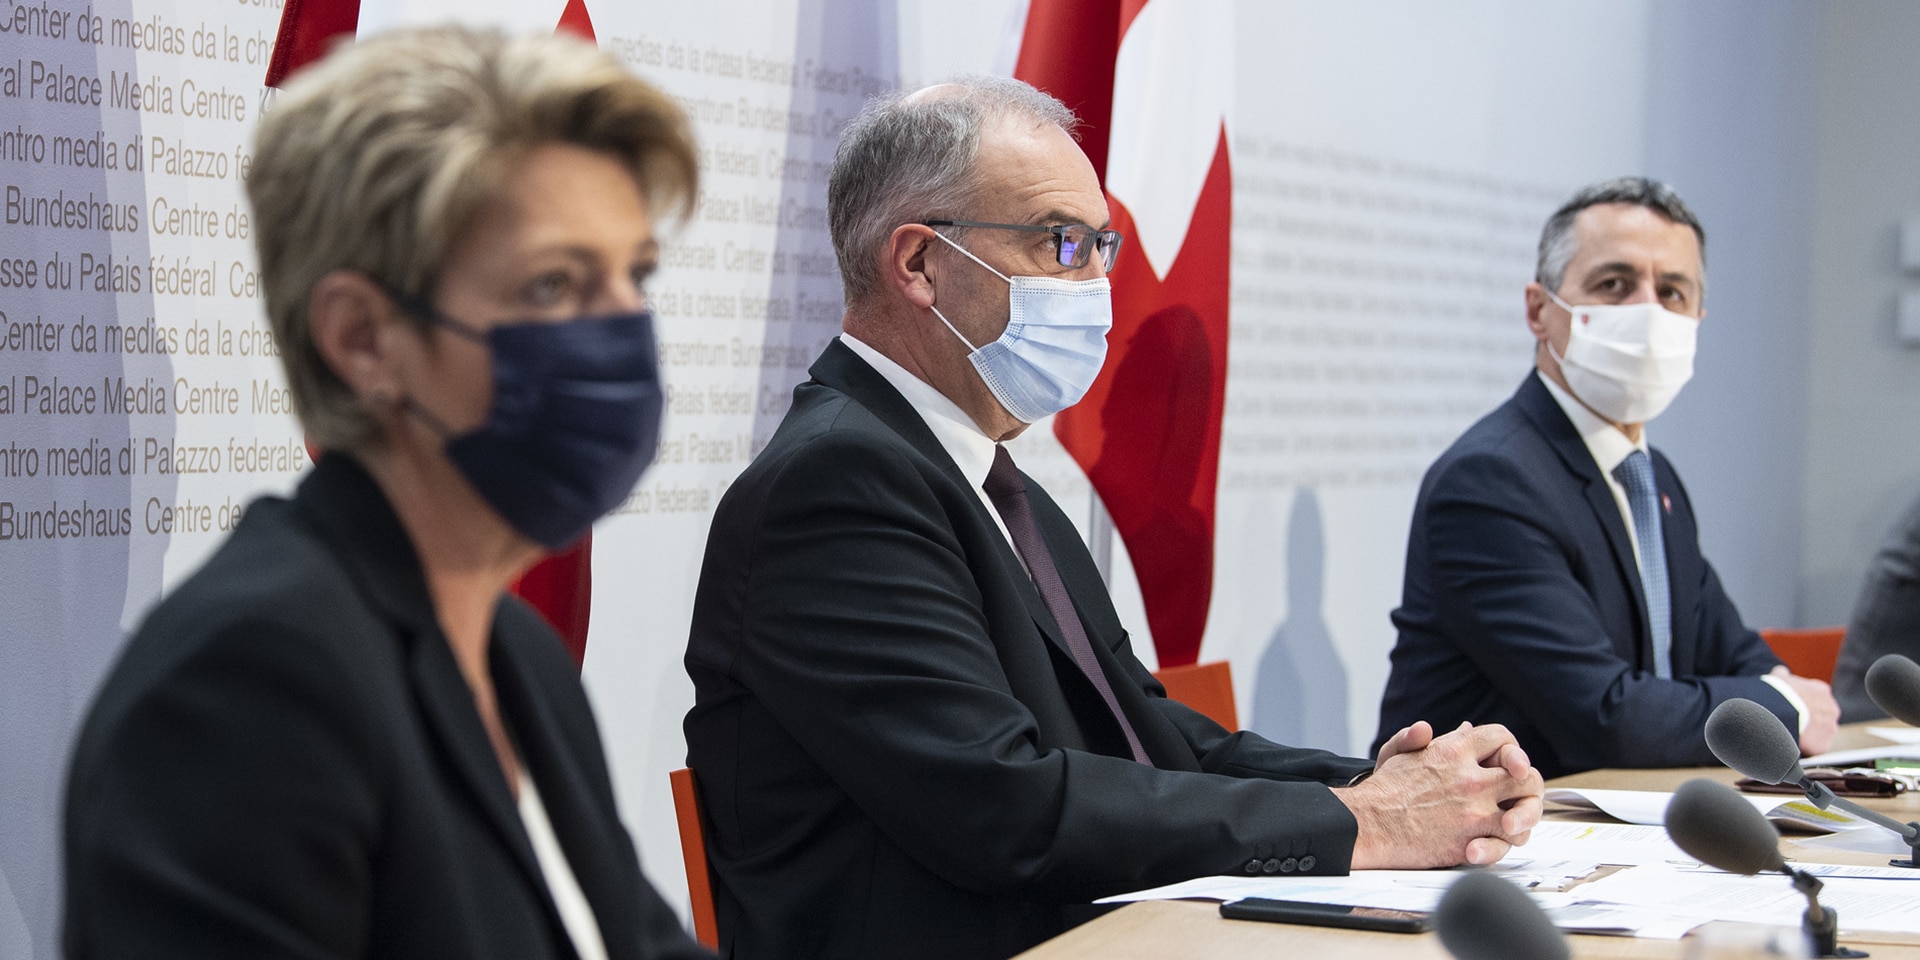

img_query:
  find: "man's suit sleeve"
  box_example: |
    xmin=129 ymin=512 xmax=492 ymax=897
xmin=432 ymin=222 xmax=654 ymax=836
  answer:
xmin=1422 ymin=450 xmax=1794 ymax=771
xmin=65 ymin=621 xmax=386 ymax=960
xmin=1145 ymin=691 xmax=1374 ymax=783
xmin=1015 ymin=484 xmax=1376 ymax=785
xmin=728 ymin=431 xmax=1358 ymax=901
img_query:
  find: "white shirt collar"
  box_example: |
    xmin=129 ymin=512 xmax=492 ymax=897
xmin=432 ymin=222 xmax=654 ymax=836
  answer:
xmin=838 ymin=333 xmax=1000 ymax=492
xmin=1536 ymin=369 xmax=1648 ymax=476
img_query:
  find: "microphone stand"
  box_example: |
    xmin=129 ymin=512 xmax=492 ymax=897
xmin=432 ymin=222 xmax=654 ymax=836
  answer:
xmin=1781 ymin=866 xmax=1868 ymax=958
xmin=1797 ymin=778 xmax=1920 ymax=869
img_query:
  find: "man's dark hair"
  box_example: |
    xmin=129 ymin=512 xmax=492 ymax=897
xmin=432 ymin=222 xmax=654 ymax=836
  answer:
xmin=1535 ymin=176 xmax=1706 ymax=294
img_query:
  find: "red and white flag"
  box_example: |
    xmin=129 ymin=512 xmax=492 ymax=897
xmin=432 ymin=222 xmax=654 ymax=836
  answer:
xmin=272 ymin=0 xmax=600 ymax=667
xmin=1016 ymin=0 xmax=1233 ymax=668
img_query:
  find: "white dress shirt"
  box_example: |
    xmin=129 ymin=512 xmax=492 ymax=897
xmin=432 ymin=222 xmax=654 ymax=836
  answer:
xmin=1537 ymin=370 xmax=1806 ymax=728
xmin=517 ymin=768 xmax=610 ymax=960
xmin=1538 ymin=371 xmax=1648 ymax=564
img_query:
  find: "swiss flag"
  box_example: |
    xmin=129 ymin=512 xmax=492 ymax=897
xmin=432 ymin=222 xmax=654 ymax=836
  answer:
xmin=1016 ymin=0 xmax=1232 ymax=668
xmin=277 ymin=0 xmax=601 ymax=668
xmin=267 ymin=0 xmax=595 ymax=86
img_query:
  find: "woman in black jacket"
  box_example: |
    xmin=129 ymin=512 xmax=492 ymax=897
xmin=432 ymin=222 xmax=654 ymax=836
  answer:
xmin=63 ymin=25 xmax=707 ymax=960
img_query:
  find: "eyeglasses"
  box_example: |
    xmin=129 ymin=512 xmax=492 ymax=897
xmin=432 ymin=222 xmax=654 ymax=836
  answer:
xmin=923 ymin=219 xmax=1124 ymax=271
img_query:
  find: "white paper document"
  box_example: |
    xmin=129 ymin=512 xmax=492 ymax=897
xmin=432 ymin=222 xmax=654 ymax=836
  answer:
xmin=1545 ymin=787 xmax=1868 ymax=834
xmin=1496 ymin=818 xmax=1690 ymax=866
xmin=1575 ymin=864 xmax=1920 ymax=934
xmin=1866 ymin=726 xmax=1920 ymax=745
xmin=1803 ymin=744 xmax=1920 ymax=766
xmin=1096 ymin=867 xmax=1706 ymax=939
xmin=1094 ymin=859 xmax=1599 ymax=905
xmin=1792 ymin=828 xmax=1918 ymax=859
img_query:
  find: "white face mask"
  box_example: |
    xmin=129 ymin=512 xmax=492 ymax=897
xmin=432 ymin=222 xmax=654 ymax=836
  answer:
xmin=1545 ymin=288 xmax=1699 ymax=424
xmin=928 ymin=231 xmax=1113 ymax=423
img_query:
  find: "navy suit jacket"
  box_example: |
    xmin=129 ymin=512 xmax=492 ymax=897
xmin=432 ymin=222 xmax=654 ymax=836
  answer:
xmin=685 ymin=341 xmax=1370 ymax=960
xmin=1374 ymin=374 xmax=1790 ymax=779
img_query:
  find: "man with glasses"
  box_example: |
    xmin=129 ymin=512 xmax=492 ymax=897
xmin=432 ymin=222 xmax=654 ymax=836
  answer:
xmin=683 ymin=78 xmax=1544 ymax=960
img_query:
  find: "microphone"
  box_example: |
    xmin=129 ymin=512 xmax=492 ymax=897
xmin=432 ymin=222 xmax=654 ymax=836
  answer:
xmin=1665 ymin=779 xmax=1867 ymax=958
xmin=1705 ymin=697 xmax=1920 ymax=868
xmin=1433 ymin=869 xmax=1569 ymax=960
xmin=1665 ymin=778 xmax=1787 ymax=874
xmin=1865 ymin=654 xmax=1920 ymax=726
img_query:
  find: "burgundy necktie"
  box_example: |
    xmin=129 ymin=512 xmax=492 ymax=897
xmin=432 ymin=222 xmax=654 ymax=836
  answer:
xmin=983 ymin=445 xmax=1150 ymax=765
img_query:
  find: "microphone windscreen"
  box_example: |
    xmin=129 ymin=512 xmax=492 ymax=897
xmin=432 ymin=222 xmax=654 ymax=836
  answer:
xmin=1865 ymin=654 xmax=1920 ymax=727
xmin=1434 ymin=870 xmax=1570 ymax=960
xmin=1664 ymin=778 xmax=1785 ymax=875
xmin=1704 ymin=698 xmax=1804 ymax=784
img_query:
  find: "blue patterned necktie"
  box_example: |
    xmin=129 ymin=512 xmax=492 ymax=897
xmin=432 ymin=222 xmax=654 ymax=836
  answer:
xmin=1612 ymin=450 xmax=1672 ymax=678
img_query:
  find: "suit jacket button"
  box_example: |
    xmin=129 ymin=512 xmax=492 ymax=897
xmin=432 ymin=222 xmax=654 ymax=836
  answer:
xmin=1280 ymin=858 xmax=1298 ymax=873
xmin=1261 ymin=858 xmax=1283 ymax=874
xmin=1297 ymin=855 xmax=1316 ymax=872
xmin=1245 ymin=859 xmax=1264 ymax=874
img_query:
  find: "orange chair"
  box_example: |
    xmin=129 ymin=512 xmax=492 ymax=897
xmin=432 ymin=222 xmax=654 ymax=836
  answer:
xmin=1759 ymin=627 xmax=1847 ymax=684
xmin=1151 ymin=660 xmax=1240 ymax=730
xmin=667 ymin=768 xmax=719 ymax=949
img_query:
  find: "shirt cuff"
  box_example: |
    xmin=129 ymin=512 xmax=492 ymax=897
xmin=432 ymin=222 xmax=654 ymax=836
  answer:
xmin=1760 ymin=673 xmax=1810 ymax=735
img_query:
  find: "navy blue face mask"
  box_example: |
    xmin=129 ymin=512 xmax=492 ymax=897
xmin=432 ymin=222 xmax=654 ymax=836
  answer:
xmin=389 ymin=293 xmax=664 ymax=550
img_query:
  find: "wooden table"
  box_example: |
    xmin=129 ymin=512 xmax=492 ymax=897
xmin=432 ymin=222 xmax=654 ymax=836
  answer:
xmin=1016 ymin=725 xmax=1920 ymax=958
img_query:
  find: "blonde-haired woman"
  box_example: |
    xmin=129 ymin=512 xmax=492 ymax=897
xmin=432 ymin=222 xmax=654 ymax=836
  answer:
xmin=64 ymin=26 xmax=708 ymax=960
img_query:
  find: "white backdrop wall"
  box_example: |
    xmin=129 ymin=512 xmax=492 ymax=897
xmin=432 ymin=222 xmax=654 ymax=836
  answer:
xmin=0 ymin=2 xmax=1868 ymax=954
xmin=1801 ymin=1 xmax=1920 ymax=628
xmin=1641 ymin=0 xmax=1816 ymax=634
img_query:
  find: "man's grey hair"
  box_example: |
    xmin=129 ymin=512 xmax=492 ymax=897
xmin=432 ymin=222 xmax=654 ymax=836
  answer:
xmin=829 ymin=76 xmax=1077 ymax=304
xmin=1535 ymin=176 xmax=1707 ymax=295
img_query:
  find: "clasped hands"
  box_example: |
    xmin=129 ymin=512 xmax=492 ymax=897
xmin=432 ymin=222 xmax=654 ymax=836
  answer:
xmin=1335 ymin=720 xmax=1544 ymax=870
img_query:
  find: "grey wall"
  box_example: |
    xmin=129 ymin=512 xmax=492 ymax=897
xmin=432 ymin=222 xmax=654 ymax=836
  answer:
xmin=1800 ymin=2 xmax=1920 ymax=627
xmin=1640 ymin=0 xmax=1818 ymax=631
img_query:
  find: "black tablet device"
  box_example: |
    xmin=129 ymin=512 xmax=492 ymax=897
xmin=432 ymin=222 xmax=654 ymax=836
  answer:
xmin=1218 ymin=897 xmax=1432 ymax=933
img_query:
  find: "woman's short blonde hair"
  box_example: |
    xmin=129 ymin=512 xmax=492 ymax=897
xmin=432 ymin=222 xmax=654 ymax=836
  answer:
xmin=248 ymin=25 xmax=698 ymax=451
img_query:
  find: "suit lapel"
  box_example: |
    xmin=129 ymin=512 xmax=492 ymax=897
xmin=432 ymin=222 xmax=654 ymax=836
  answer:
xmin=492 ymin=626 xmax=637 ymax=960
xmin=809 ymin=341 xmax=1086 ymax=669
xmin=1513 ymin=376 xmax=1653 ymax=661
xmin=291 ymin=458 xmax=553 ymax=913
xmin=404 ymin=629 xmax=551 ymax=899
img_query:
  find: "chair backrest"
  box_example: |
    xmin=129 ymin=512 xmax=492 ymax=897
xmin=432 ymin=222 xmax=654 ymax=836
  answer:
xmin=1759 ymin=627 xmax=1848 ymax=684
xmin=1151 ymin=660 xmax=1239 ymax=730
xmin=667 ymin=767 xmax=719 ymax=949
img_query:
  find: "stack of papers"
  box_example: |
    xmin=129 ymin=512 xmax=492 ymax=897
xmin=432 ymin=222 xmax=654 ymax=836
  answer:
xmin=1100 ymin=785 xmax=1920 ymax=940
xmin=1803 ymin=726 xmax=1920 ymax=766
xmin=1546 ymin=787 xmax=1870 ymax=834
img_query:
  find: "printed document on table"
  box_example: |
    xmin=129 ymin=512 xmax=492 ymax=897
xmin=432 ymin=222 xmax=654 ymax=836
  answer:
xmin=1094 ymin=859 xmax=1598 ymax=905
xmin=1865 ymin=726 xmax=1920 ymax=745
xmin=1096 ymin=868 xmax=1706 ymax=939
xmin=1804 ymin=744 xmax=1920 ymax=766
xmin=1545 ymin=787 xmax=1867 ymax=834
xmin=1791 ymin=828 xmax=1917 ymax=859
xmin=1497 ymin=819 xmax=1689 ymax=866
xmin=1574 ymin=864 xmax=1920 ymax=934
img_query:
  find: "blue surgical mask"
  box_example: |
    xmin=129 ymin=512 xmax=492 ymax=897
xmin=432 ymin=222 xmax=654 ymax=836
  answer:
xmin=393 ymin=297 xmax=664 ymax=550
xmin=928 ymin=231 xmax=1113 ymax=423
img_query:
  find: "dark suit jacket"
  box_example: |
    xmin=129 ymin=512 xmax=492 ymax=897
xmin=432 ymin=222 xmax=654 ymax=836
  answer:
xmin=685 ymin=341 xmax=1370 ymax=960
xmin=1374 ymin=374 xmax=1790 ymax=779
xmin=64 ymin=456 xmax=706 ymax=960
xmin=1835 ymin=493 xmax=1920 ymax=721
